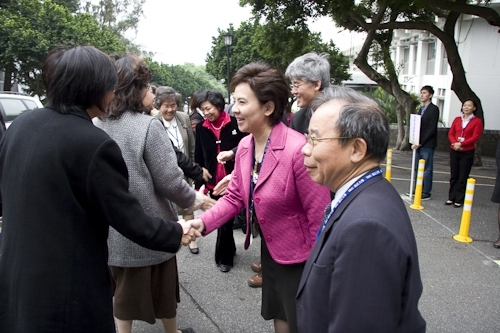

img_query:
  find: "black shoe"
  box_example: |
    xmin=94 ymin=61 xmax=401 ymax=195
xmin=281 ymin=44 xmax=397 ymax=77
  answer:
xmin=445 ymin=200 xmax=453 ymax=205
xmin=494 ymin=242 xmax=500 ymax=249
xmin=421 ymin=195 xmax=431 ymax=201
xmin=454 ymin=203 xmax=462 ymax=208
xmin=180 ymin=328 xmax=195 ymax=333
xmin=189 ymin=247 xmax=199 ymax=255
xmin=218 ymin=264 xmax=231 ymax=273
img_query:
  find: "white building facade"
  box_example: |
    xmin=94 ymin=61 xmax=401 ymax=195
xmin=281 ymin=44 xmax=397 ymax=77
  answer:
xmin=391 ymin=3 xmax=500 ymax=130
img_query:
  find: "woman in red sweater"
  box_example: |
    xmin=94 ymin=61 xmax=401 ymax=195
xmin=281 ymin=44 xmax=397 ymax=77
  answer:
xmin=445 ymin=99 xmax=483 ymax=207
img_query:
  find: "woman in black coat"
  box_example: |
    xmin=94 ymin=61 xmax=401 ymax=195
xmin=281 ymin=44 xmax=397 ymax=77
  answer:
xmin=194 ymin=90 xmax=247 ymax=272
xmin=0 ymin=46 xmax=197 ymax=333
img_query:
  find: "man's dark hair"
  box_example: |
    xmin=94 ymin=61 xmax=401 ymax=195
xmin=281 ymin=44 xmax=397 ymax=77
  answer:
xmin=420 ymin=85 xmax=434 ymax=96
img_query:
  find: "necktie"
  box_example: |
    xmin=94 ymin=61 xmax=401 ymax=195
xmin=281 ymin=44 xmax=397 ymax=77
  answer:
xmin=420 ymin=105 xmax=427 ymax=116
xmin=322 ymin=203 xmax=332 ymax=225
xmin=316 ymin=203 xmax=333 ymax=241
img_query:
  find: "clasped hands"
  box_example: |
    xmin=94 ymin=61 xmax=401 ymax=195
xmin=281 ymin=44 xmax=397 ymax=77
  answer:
xmin=452 ymin=142 xmax=463 ymax=151
xmin=177 ymin=219 xmax=205 ymax=246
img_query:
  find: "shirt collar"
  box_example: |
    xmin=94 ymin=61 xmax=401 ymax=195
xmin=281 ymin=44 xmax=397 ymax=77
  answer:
xmin=330 ymin=172 xmax=367 ymax=209
xmin=162 ymin=117 xmax=177 ymax=128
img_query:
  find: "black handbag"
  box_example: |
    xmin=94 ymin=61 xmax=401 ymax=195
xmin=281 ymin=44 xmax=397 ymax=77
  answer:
xmin=233 ymin=208 xmax=246 ymax=233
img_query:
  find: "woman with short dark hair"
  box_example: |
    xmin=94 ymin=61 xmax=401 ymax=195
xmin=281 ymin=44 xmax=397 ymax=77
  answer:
xmin=194 ymin=89 xmax=247 ymax=273
xmin=191 ymin=63 xmax=331 ymax=333
xmin=0 ymin=46 xmax=196 ymax=332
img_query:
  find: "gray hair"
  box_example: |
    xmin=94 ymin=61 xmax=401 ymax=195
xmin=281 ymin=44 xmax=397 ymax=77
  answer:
xmin=285 ymin=52 xmax=331 ymax=90
xmin=154 ymin=86 xmax=178 ymax=109
xmin=316 ymin=86 xmax=389 ymax=162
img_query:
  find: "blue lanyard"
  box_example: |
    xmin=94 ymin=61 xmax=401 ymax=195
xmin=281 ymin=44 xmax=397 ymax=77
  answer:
xmin=316 ymin=168 xmax=383 ymax=240
xmin=167 ymin=125 xmax=179 ymax=148
xmin=249 ymin=135 xmax=271 ymax=212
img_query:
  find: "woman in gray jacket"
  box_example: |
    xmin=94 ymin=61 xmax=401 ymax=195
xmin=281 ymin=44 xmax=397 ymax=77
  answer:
xmin=94 ymin=54 xmax=212 ymax=333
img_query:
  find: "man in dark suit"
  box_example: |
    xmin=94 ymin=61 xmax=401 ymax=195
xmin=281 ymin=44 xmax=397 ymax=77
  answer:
xmin=411 ymin=85 xmax=439 ymax=200
xmin=297 ymin=87 xmax=426 ymax=333
xmin=285 ymin=52 xmax=331 ymax=134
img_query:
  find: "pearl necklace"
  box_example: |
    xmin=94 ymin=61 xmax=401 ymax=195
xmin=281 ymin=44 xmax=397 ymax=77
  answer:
xmin=211 ymin=121 xmax=224 ymax=131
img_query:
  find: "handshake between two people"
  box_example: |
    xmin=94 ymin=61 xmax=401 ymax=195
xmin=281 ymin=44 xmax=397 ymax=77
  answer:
xmin=177 ymin=218 xmax=206 ymax=246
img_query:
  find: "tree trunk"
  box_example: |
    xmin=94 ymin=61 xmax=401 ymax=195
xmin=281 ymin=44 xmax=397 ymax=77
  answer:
xmin=3 ymin=67 xmax=12 ymax=91
xmin=351 ymin=9 xmax=418 ymax=151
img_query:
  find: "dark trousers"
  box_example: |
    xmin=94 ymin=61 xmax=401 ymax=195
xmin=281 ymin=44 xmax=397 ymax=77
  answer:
xmin=448 ymin=149 xmax=475 ymax=204
xmin=215 ymin=219 xmax=236 ymax=266
xmin=210 ymin=193 xmax=236 ymax=266
xmin=415 ymin=147 xmax=435 ymax=197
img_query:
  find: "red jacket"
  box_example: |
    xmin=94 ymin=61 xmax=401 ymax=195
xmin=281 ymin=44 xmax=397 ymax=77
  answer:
xmin=448 ymin=115 xmax=483 ymax=152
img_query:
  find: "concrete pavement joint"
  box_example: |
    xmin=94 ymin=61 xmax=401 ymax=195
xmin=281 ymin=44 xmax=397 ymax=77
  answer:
xmin=382 ymin=163 xmax=496 ymax=180
xmin=403 ymin=197 xmax=500 ymax=266
xmin=391 ymin=177 xmax=494 ymax=187
xmin=179 ymin=282 xmax=224 ymax=333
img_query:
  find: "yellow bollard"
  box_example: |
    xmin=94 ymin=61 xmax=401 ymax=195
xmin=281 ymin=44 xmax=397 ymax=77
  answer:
xmin=453 ymin=178 xmax=476 ymax=243
xmin=410 ymin=159 xmax=425 ymax=210
xmin=385 ymin=149 xmax=392 ymax=182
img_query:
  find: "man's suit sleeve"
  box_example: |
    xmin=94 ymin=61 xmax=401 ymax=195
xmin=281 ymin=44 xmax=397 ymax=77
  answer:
xmin=419 ymin=104 xmax=439 ymax=146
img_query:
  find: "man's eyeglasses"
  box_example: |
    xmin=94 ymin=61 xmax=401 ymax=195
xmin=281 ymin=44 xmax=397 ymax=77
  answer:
xmin=305 ymin=134 xmax=349 ymax=148
xmin=289 ymin=82 xmax=306 ymax=90
xmin=161 ymin=103 xmax=177 ymax=110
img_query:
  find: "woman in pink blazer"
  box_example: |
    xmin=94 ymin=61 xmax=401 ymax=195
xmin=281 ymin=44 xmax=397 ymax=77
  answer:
xmin=191 ymin=63 xmax=330 ymax=333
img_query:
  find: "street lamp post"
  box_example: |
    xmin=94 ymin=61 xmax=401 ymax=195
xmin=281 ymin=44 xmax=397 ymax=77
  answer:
xmin=224 ymin=32 xmax=233 ymax=104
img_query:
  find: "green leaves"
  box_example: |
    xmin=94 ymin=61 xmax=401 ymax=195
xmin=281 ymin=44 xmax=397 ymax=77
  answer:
xmin=0 ymin=0 xmax=125 ymax=96
xmin=145 ymin=58 xmax=226 ymax=102
xmin=205 ymin=20 xmax=350 ymax=85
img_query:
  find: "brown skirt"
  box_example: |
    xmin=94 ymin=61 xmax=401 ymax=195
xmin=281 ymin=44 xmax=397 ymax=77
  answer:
xmin=110 ymin=257 xmax=180 ymax=324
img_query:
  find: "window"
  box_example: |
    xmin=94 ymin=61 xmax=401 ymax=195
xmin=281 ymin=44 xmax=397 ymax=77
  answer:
xmin=412 ymin=47 xmax=418 ymax=75
xmin=0 ymin=98 xmax=29 ymax=121
xmin=440 ymin=44 xmax=448 ymax=75
xmin=426 ymin=42 xmax=436 ymax=75
xmin=403 ymin=48 xmax=410 ymax=75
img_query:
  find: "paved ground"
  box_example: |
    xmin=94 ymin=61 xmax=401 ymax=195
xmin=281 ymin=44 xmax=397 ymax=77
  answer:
xmin=133 ymin=149 xmax=500 ymax=333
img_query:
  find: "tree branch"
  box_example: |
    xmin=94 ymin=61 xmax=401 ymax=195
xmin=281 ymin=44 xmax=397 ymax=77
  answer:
xmin=370 ymin=21 xmax=448 ymax=41
xmin=427 ymin=0 xmax=500 ymax=27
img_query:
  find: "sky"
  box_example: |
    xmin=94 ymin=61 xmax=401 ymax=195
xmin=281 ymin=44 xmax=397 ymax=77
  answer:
xmin=127 ymin=0 xmax=366 ymax=66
